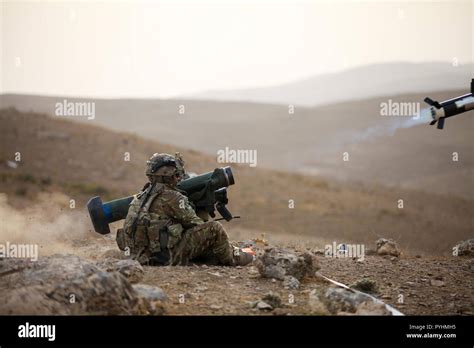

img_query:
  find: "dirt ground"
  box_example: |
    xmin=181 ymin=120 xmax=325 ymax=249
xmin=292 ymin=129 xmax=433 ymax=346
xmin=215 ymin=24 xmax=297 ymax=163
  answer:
xmin=139 ymin=256 xmax=474 ymax=315
xmin=75 ymin=234 xmax=473 ymax=316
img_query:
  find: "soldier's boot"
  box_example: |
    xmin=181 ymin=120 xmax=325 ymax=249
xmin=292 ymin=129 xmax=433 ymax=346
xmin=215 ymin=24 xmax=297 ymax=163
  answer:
xmin=232 ymin=247 xmax=254 ymax=266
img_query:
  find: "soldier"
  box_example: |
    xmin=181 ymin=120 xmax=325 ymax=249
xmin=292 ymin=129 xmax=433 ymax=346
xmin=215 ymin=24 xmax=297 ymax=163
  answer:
xmin=117 ymin=153 xmax=253 ymax=267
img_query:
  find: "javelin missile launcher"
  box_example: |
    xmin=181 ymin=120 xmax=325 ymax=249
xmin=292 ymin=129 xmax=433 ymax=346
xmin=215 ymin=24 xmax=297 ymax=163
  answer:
xmin=424 ymin=79 xmax=474 ymax=129
xmin=87 ymin=166 xmax=235 ymax=235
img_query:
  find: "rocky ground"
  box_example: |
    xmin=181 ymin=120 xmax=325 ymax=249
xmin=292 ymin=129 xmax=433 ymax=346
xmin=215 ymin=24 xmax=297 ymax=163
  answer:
xmin=139 ymin=253 xmax=473 ymax=315
xmin=1 ymin=234 xmax=472 ymax=316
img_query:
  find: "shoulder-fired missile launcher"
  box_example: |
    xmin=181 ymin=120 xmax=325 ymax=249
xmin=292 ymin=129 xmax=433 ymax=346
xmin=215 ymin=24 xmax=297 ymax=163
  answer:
xmin=87 ymin=166 xmax=235 ymax=235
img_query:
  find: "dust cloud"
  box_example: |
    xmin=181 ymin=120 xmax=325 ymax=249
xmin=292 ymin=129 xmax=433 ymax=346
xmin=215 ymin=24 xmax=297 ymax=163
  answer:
xmin=0 ymin=192 xmax=93 ymax=257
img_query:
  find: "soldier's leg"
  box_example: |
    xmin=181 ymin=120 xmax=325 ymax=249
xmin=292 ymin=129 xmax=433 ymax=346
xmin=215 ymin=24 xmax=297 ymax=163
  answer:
xmin=170 ymin=221 xmax=234 ymax=266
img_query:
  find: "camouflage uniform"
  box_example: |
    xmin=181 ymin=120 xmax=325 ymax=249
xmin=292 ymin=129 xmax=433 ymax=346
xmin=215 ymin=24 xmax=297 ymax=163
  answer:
xmin=117 ymin=153 xmax=236 ymax=266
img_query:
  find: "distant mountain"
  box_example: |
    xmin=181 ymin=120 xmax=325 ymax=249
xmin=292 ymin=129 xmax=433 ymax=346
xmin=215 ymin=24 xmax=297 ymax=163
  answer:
xmin=183 ymin=62 xmax=473 ymax=107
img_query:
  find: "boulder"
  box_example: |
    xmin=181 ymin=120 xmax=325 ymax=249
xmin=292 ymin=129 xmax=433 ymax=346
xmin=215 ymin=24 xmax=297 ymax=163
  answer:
xmin=453 ymin=239 xmax=474 ymax=257
xmin=95 ymin=258 xmax=144 ymax=283
xmin=48 ymin=271 xmax=143 ymax=315
xmin=376 ymin=238 xmax=401 ymax=257
xmin=323 ymin=287 xmax=373 ymax=314
xmin=308 ymin=289 xmax=329 ymax=314
xmin=0 ymin=254 xmax=165 ymax=315
xmin=283 ymin=276 xmax=300 ymax=290
xmin=255 ymin=247 xmax=319 ymax=281
xmin=322 ymin=287 xmax=393 ymax=316
xmin=355 ymin=301 xmax=391 ymax=315
xmin=261 ymin=291 xmax=283 ymax=309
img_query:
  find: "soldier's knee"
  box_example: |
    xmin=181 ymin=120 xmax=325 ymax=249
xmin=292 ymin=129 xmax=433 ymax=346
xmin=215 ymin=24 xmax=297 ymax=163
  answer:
xmin=206 ymin=221 xmax=228 ymax=238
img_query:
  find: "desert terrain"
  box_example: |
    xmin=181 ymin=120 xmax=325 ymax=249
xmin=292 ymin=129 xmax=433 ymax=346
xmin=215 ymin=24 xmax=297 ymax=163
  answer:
xmin=0 ymin=107 xmax=472 ymax=315
xmin=2 ymin=85 xmax=472 ymax=199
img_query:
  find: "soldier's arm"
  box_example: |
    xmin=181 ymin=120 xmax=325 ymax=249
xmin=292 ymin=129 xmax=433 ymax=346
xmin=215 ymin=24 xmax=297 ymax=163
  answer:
xmin=165 ymin=192 xmax=204 ymax=228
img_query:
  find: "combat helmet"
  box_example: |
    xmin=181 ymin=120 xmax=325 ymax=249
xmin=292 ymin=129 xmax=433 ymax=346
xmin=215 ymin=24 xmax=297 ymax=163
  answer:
xmin=145 ymin=153 xmax=179 ymax=183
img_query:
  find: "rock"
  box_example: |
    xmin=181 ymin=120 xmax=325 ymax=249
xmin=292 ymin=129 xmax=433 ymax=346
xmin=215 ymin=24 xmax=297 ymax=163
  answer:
xmin=355 ymin=301 xmax=391 ymax=315
xmin=207 ymin=271 xmax=222 ymax=277
xmin=323 ymin=287 xmax=393 ymax=316
xmin=256 ymin=301 xmax=273 ymax=310
xmin=0 ymin=254 xmax=101 ymax=288
xmin=209 ymin=304 xmax=222 ymax=310
xmin=430 ymin=279 xmax=445 ymax=287
xmin=261 ymin=292 xmax=282 ymax=309
xmin=308 ymin=289 xmax=329 ymax=314
xmin=100 ymin=249 xmax=128 ymax=260
xmin=95 ymin=258 xmax=144 ymax=283
xmin=283 ymin=276 xmax=300 ymax=289
xmin=48 ymin=271 xmax=144 ymax=315
xmin=255 ymin=247 xmax=319 ymax=281
xmin=322 ymin=287 xmax=373 ymax=314
xmin=0 ymin=285 xmax=69 ymax=315
xmin=5 ymin=160 xmax=18 ymax=169
xmin=350 ymin=279 xmax=378 ymax=294
xmin=0 ymin=255 xmax=156 ymax=315
xmin=272 ymin=308 xmax=289 ymax=316
xmin=376 ymin=238 xmax=401 ymax=257
xmin=133 ymin=284 xmax=168 ymax=302
xmin=453 ymin=239 xmax=474 ymax=257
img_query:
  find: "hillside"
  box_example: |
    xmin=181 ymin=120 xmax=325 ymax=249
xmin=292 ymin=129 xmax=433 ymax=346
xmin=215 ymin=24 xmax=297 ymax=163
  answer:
xmin=1 ymin=89 xmax=473 ymax=199
xmin=0 ymin=107 xmax=472 ymax=255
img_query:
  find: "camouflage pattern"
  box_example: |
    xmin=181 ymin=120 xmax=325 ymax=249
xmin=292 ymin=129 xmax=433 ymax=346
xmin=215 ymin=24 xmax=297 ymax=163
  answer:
xmin=120 ymin=181 xmax=235 ymax=266
xmin=170 ymin=221 xmax=234 ymax=266
xmin=145 ymin=153 xmax=178 ymax=178
xmin=174 ymin=152 xmax=187 ymax=179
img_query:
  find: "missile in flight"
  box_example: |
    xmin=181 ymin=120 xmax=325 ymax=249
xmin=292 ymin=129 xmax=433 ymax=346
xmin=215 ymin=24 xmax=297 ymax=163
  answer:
xmin=424 ymin=79 xmax=474 ymax=129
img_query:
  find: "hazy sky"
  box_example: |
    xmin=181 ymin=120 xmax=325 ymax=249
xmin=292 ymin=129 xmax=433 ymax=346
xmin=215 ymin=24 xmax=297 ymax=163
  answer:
xmin=1 ymin=0 xmax=472 ymax=98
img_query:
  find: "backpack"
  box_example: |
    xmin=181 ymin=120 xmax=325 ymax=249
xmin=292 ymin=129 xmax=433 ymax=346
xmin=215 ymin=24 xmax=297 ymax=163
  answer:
xmin=116 ymin=183 xmax=179 ymax=264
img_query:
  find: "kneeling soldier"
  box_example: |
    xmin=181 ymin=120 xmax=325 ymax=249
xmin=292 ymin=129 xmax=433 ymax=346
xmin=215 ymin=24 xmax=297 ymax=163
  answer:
xmin=116 ymin=153 xmax=253 ymax=266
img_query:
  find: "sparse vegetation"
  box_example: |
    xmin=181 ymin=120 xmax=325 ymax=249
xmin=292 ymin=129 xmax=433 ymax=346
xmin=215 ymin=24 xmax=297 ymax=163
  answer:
xmin=40 ymin=176 xmax=52 ymax=186
xmin=15 ymin=187 xmax=27 ymax=196
xmin=17 ymin=173 xmax=36 ymax=183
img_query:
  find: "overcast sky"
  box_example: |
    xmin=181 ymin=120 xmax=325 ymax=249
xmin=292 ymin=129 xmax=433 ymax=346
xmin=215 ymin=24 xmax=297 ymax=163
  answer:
xmin=1 ymin=0 xmax=472 ymax=98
